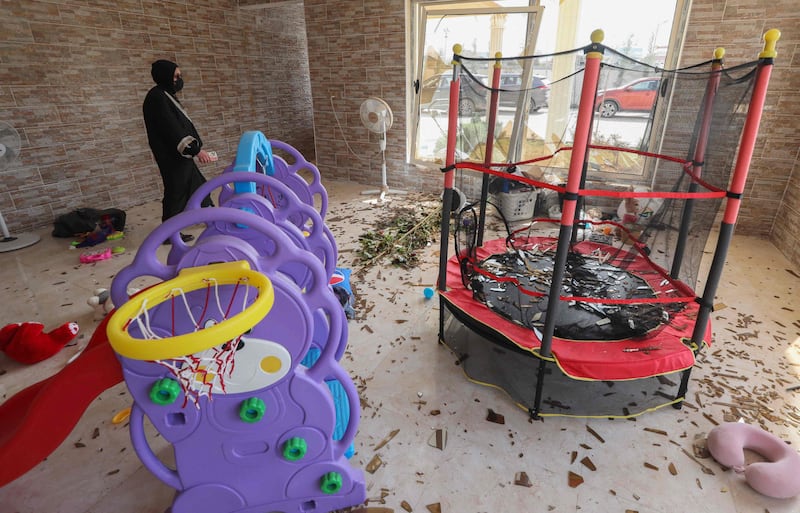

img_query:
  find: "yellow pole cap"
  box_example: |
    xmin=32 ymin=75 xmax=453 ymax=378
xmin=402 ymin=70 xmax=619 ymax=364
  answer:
xmin=759 ymin=29 xmax=780 ymax=59
xmin=591 ymin=29 xmax=604 ymax=44
xmin=494 ymin=51 xmax=502 ymax=69
xmin=713 ymin=47 xmax=725 ymax=60
xmin=451 ymin=43 xmax=463 ymax=65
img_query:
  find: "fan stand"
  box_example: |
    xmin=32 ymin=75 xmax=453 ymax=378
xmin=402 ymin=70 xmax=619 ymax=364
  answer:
xmin=0 ymin=210 xmax=40 ymax=253
xmin=361 ymin=118 xmax=406 ymax=201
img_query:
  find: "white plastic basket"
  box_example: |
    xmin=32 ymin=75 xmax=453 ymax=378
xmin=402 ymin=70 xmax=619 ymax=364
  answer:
xmin=495 ymin=188 xmax=537 ymax=222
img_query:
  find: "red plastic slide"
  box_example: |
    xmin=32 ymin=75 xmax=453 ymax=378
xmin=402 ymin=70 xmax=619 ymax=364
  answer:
xmin=0 ymin=315 xmax=123 ymax=487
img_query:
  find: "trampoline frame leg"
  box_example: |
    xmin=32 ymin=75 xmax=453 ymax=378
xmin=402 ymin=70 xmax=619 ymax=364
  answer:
xmin=673 ymin=367 xmax=693 ymax=409
xmin=530 ymin=358 xmax=548 ymax=419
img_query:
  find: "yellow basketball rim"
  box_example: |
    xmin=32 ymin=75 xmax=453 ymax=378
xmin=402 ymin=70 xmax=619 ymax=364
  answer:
xmin=107 ymin=261 xmax=275 ymax=361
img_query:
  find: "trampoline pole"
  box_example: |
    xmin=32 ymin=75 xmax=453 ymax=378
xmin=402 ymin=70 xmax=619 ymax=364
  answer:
xmin=539 ymin=31 xmax=605 ymax=359
xmin=477 ymin=54 xmax=503 ymax=247
xmin=680 ymin=31 xmax=779 ymax=402
xmin=671 ymin=50 xmax=724 ymax=280
xmin=571 ymin=160 xmax=589 ymax=245
xmin=438 ymin=45 xmax=463 ymax=295
xmin=531 ymin=358 xmax=548 ymax=419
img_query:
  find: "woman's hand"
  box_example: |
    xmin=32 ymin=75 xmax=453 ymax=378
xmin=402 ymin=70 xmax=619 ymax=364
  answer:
xmin=196 ymin=150 xmax=218 ymax=164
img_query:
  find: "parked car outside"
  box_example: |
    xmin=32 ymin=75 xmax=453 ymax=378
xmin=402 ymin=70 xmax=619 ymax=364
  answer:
xmin=420 ymin=73 xmax=488 ymax=116
xmin=497 ymin=73 xmax=549 ymax=112
xmin=420 ymin=72 xmax=549 ymax=116
xmin=596 ymin=77 xmax=660 ymax=117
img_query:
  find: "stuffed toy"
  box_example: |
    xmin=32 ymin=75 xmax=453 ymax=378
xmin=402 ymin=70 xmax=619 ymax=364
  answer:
xmin=86 ymin=288 xmax=113 ymax=322
xmin=87 ymin=287 xmax=139 ymax=319
xmin=708 ymin=421 xmax=800 ymax=499
xmin=0 ymin=322 xmax=79 ymax=364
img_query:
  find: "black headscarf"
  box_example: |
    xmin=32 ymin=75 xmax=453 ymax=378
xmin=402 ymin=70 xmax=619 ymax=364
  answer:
xmin=151 ymin=59 xmax=179 ymax=94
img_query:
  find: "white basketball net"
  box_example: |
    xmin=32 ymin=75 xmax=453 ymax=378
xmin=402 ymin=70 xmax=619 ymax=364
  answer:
xmin=128 ymin=276 xmax=254 ymax=407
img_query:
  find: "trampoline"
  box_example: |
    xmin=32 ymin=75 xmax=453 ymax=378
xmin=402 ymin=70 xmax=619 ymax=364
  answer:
xmin=435 ymin=29 xmax=780 ymax=418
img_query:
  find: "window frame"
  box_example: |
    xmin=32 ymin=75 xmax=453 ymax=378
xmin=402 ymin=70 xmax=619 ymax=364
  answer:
xmin=407 ymin=0 xmax=543 ymax=167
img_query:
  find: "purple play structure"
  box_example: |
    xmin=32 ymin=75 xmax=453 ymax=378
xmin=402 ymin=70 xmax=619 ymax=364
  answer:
xmin=107 ymin=134 xmax=365 ymax=513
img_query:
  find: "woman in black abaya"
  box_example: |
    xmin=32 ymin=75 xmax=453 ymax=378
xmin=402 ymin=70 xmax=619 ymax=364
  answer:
xmin=143 ymin=59 xmax=214 ymax=242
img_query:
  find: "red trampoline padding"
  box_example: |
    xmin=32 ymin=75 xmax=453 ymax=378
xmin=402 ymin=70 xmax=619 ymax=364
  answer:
xmin=0 ymin=314 xmax=123 ymax=487
xmin=441 ymin=238 xmax=711 ymax=381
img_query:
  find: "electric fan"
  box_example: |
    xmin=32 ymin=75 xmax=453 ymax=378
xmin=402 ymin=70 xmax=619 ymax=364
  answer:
xmin=0 ymin=121 xmax=41 ymax=252
xmin=359 ymin=97 xmax=405 ymax=200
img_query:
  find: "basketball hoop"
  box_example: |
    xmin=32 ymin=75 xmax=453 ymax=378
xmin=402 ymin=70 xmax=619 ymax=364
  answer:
xmin=107 ymin=261 xmax=275 ymax=404
xmin=107 ymin=261 xmax=275 ymax=361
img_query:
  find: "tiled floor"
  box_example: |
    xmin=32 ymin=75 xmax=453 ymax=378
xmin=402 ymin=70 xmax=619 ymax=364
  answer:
xmin=1 ymin=180 xmax=799 ymax=513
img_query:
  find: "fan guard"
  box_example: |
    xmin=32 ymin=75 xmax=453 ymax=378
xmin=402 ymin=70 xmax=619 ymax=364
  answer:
xmin=359 ymin=97 xmax=393 ymax=134
xmin=0 ymin=121 xmax=40 ymax=252
xmin=0 ymin=121 xmax=22 ymax=164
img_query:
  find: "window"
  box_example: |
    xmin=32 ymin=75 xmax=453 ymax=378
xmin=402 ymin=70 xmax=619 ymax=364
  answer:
xmin=407 ymin=0 xmax=689 ymax=176
xmin=408 ymin=1 xmax=544 ymax=165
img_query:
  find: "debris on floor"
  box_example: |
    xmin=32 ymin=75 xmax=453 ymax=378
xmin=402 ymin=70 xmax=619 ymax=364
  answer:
xmin=427 ymin=428 xmax=447 ymax=450
xmin=692 ymin=433 xmax=710 ymax=458
xmin=366 ymin=455 xmax=384 ymax=474
xmin=486 ymin=408 xmax=505 ymax=424
xmin=514 ymin=471 xmax=533 ymax=487
xmin=568 ymin=471 xmax=584 ymax=488
xmin=586 ymin=425 xmax=605 ymax=443
xmin=373 ymin=429 xmax=400 ymax=452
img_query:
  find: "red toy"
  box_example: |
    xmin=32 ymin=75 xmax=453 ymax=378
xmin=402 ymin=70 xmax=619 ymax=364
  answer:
xmin=0 ymin=321 xmax=79 ymax=364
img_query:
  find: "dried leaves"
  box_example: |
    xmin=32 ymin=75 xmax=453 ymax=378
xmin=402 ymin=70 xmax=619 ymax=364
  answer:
xmin=357 ymin=204 xmax=440 ymax=270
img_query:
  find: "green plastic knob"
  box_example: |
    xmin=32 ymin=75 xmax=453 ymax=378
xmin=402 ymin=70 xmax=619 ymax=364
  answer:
xmin=320 ymin=471 xmax=343 ymax=494
xmin=239 ymin=397 xmax=266 ymax=423
xmin=282 ymin=437 xmax=308 ymax=461
xmin=149 ymin=378 xmax=181 ymax=405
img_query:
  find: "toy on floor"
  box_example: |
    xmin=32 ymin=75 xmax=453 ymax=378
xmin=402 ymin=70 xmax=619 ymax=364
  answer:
xmin=87 ymin=288 xmax=112 ymax=313
xmin=0 ymin=315 xmax=123 ymax=487
xmin=88 ymin=287 xmax=139 ymax=321
xmin=0 ymin=321 xmax=79 ymax=364
xmin=707 ymin=421 xmax=800 ymax=499
xmin=73 ymin=214 xmax=123 ymax=248
xmin=79 ymin=247 xmax=112 ymax=263
xmin=330 ymin=268 xmax=356 ymax=319
xmin=108 ymin=258 xmax=365 ymax=513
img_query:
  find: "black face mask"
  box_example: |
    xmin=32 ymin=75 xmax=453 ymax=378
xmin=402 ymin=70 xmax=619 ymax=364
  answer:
xmin=173 ymin=77 xmax=184 ymax=93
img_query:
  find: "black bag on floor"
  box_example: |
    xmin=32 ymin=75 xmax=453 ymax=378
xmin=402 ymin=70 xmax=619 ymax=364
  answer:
xmin=52 ymin=208 xmax=126 ymax=238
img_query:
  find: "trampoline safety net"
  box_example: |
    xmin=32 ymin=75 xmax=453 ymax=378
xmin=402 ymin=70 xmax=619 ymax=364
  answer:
xmin=436 ymin=33 xmax=772 ymax=418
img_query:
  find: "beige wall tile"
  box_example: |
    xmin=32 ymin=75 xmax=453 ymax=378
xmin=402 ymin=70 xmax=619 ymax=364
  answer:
xmin=2 ymin=0 xmax=315 ymax=234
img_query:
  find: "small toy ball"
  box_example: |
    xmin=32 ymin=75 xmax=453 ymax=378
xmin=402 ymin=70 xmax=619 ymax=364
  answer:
xmin=424 ymin=287 xmax=435 ymax=299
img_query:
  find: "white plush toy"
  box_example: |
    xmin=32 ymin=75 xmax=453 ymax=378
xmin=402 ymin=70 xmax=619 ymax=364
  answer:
xmin=87 ymin=288 xmax=113 ymax=313
xmin=87 ymin=287 xmax=139 ymax=317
